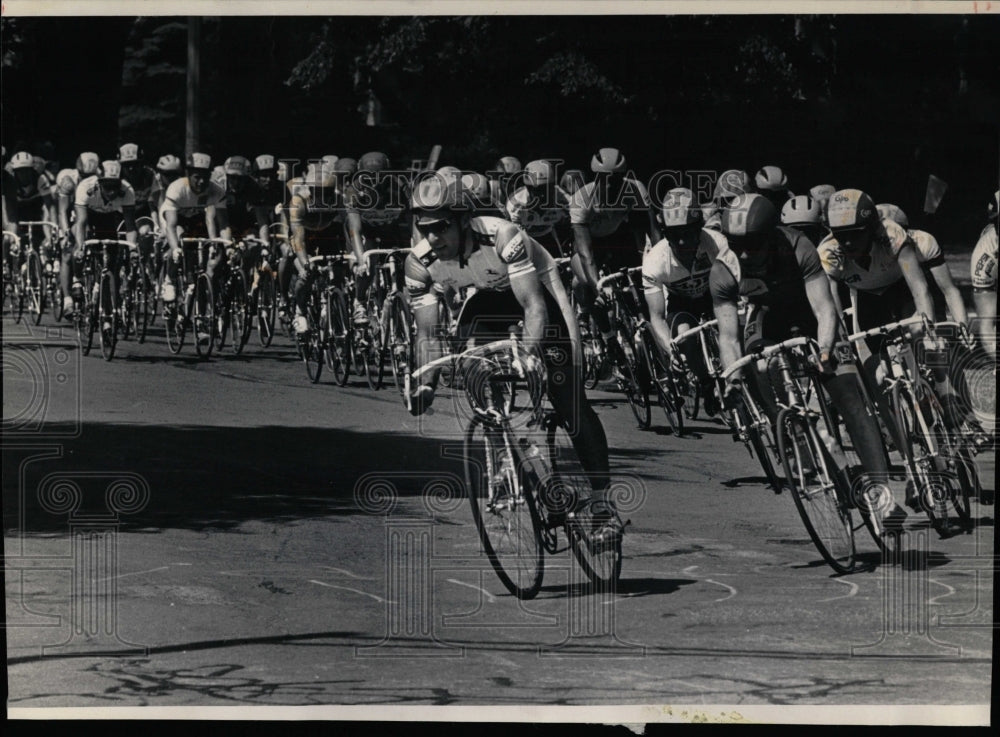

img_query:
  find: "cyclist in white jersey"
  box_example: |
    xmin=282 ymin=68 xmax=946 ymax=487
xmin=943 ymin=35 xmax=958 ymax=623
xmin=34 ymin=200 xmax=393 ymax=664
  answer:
xmin=971 ymin=190 xmax=998 ymax=357
xmin=642 ymin=187 xmax=728 ymax=416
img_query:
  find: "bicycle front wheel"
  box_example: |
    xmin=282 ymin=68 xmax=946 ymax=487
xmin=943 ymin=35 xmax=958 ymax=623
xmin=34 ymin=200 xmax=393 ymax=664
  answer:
xmin=229 ymin=272 xmax=248 ymax=355
xmin=732 ymin=393 xmax=783 ymax=492
xmin=98 ymin=271 xmax=118 ymax=361
xmin=365 ymin=295 xmax=385 ymax=390
xmin=256 ymin=269 xmax=277 ymax=347
xmin=388 ymin=293 xmax=413 ymax=396
xmin=777 ymin=408 xmax=856 ymax=573
xmin=464 ymin=418 xmax=545 ymax=600
xmin=193 ymin=274 xmax=215 ymax=359
xmin=616 ymin=328 xmax=651 ymax=429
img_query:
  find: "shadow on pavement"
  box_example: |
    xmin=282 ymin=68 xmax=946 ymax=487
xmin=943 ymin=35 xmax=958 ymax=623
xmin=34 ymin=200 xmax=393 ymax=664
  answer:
xmin=3 ymin=421 xmax=469 ymax=535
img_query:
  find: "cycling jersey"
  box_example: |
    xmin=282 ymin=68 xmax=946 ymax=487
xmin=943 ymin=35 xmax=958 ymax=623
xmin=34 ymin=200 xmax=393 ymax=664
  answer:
xmin=406 ymin=216 xmax=560 ymax=309
xmin=161 ymin=177 xmax=227 ymax=220
xmin=505 ymin=185 xmax=572 ymax=241
xmin=122 ymin=165 xmax=157 ymax=205
xmin=908 ymin=228 xmax=945 ymax=268
xmin=711 ymin=226 xmax=824 ymax=308
xmin=212 ymin=173 xmax=268 ymax=235
xmin=74 ymin=176 xmax=136 ymax=214
xmin=344 ymin=178 xmax=410 ymax=229
xmin=642 ymin=228 xmax=728 ymax=302
xmin=569 ymin=177 xmax=651 ymax=239
xmin=816 ymin=218 xmax=914 ymax=294
xmin=13 ymin=172 xmax=52 ymax=207
xmin=971 ymin=224 xmax=998 ymax=290
xmin=285 ymin=193 xmax=345 ymax=254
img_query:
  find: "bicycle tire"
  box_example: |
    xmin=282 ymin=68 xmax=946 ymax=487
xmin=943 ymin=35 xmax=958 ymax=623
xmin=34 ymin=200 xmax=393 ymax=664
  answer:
xmin=50 ymin=279 xmax=65 ymax=323
xmin=26 ymin=250 xmax=44 ymax=325
xmin=891 ymin=382 xmax=949 ymax=528
xmin=256 ymin=269 xmax=277 ymax=347
xmin=229 ymin=272 xmax=248 ymax=355
xmin=616 ymin=328 xmax=651 ymax=429
xmin=464 ymin=417 xmax=545 ymax=600
xmin=134 ymin=267 xmax=149 ymax=343
xmin=365 ymin=294 xmax=385 ymax=390
xmin=119 ymin=264 xmax=134 ymax=341
xmin=641 ymin=330 xmax=685 ymax=435
xmin=193 ymin=274 xmax=215 ymax=359
xmin=545 ymin=416 xmax=623 ymax=589
xmin=326 ymin=289 xmax=351 ymax=386
xmin=98 ymin=271 xmax=117 ymax=361
xmin=388 ymin=293 xmax=413 ymax=396
xmin=777 ymin=407 xmax=856 ymax=574
xmin=164 ymin=298 xmax=185 ymax=354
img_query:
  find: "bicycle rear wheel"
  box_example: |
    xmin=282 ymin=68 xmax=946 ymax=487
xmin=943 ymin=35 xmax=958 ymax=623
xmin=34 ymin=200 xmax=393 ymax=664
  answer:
xmin=325 ymin=290 xmax=351 ymax=386
xmin=464 ymin=417 xmax=545 ymax=600
xmin=193 ymin=274 xmax=215 ymax=359
xmin=544 ymin=415 xmax=623 ymax=589
xmin=777 ymin=408 xmax=856 ymax=573
xmin=388 ymin=293 xmax=413 ymax=396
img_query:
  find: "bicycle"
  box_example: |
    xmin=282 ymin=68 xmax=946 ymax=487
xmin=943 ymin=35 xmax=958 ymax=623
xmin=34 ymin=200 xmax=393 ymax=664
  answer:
xmin=411 ymin=337 xmax=624 ymax=599
xmin=596 ymin=268 xmax=651 ymax=429
xmin=722 ymin=336 xmax=887 ymax=573
xmin=297 ymin=253 xmax=355 ymax=385
xmin=847 ymin=315 xmax=977 ymax=535
xmin=214 ymin=240 xmax=251 ymax=355
xmin=2 ymin=230 xmax=23 ymax=319
xmin=15 ymin=220 xmax=57 ymax=325
xmin=117 ymin=216 xmax=156 ymax=342
xmin=357 ymin=248 xmax=404 ymax=391
xmin=380 ymin=251 xmax=416 ymax=399
xmin=168 ymin=237 xmax=229 ymax=359
xmin=244 ymin=234 xmax=280 ymax=348
xmin=633 ymin=317 xmax=688 ymax=435
xmin=81 ymin=239 xmax=131 ymax=361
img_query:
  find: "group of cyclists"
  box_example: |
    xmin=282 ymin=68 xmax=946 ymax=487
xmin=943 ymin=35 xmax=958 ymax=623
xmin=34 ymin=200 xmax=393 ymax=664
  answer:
xmin=2 ymin=140 xmax=997 ymax=558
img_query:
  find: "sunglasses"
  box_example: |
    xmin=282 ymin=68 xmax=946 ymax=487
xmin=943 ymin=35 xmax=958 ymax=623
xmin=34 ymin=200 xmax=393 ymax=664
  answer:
xmin=416 ymin=219 xmax=451 ymax=236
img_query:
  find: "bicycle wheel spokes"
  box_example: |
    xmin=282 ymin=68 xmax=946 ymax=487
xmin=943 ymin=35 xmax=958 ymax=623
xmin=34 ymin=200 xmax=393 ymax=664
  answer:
xmin=135 ymin=269 xmax=150 ymax=343
xmin=733 ymin=394 xmax=784 ymax=492
xmin=777 ymin=408 xmax=856 ymax=573
xmin=388 ymin=295 xmax=412 ymax=396
xmin=464 ymin=419 xmax=544 ymax=600
xmin=27 ymin=251 xmax=44 ymax=325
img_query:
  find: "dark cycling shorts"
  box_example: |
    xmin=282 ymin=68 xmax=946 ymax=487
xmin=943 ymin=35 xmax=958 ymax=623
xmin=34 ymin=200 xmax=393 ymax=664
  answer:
xmin=743 ymin=301 xmax=819 ymax=353
xmin=666 ymin=293 xmax=713 ymax=329
xmin=855 ymin=279 xmax=916 ymax=355
xmin=305 ymin=226 xmax=347 ymax=256
xmin=590 ymin=230 xmax=643 ymax=274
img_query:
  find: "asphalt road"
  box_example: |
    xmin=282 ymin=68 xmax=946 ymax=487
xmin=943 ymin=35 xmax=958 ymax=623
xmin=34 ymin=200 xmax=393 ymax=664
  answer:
xmin=2 ymin=296 xmax=995 ymax=718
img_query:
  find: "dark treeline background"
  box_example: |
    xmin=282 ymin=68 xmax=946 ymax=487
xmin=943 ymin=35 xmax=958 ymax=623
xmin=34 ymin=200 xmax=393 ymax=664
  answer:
xmin=2 ymin=14 xmax=998 ymax=244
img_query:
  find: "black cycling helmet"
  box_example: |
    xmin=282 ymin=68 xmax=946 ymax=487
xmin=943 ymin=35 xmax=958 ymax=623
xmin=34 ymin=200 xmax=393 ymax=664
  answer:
xmin=358 ymin=151 xmax=391 ymax=172
xmin=720 ymin=193 xmax=777 ymax=237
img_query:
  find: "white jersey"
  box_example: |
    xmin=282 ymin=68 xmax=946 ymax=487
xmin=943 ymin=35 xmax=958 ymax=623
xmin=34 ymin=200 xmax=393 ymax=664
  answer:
xmin=642 ymin=228 xmax=728 ymax=304
xmin=971 ymin=224 xmax=998 ymax=290
xmin=74 ymin=176 xmax=136 ymax=214
xmin=160 ymin=177 xmax=227 ymax=220
xmin=817 ymin=218 xmax=913 ymax=294
xmin=569 ymin=178 xmax=650 ymax=239
xmin=405 ymin=216 xmax=560 ymax=309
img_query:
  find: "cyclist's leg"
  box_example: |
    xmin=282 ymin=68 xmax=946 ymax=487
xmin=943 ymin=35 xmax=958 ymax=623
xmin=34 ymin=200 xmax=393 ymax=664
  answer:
xmin=742 ymin=306 xmax=781 ymax=423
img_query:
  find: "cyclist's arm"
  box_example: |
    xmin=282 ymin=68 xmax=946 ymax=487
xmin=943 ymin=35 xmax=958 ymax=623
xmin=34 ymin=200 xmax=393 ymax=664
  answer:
xmin=121 ymin=206 xmax=138 ymax=246
xmin=509 ymin=270 xmax=548 ymax=358
xmin=287 ymin=198 xmax=310 ymax=274
xmin=346 ymin=210 xmax=366 ymax=267
xmin=58 ymin=192 xmax=73 ymax=232
xmin=572 ymin=224 xmax=599 ymax=289
xmin=644 ymin=286 xmax=673 ymax=357
xmin=714 ymin=298 xmax=742 ymax=377
xmin=163 ymin=208 xmax=180 ymax=252
xmin=73 ymin=205 xmax=89 ymax=252
xmin=253 ymin=206 xmax=270 ymax=244
xmin=897 ymin=244 xmax=936 ymax=321
xmin=972 ymin=288 xmax=996 ymax=358
xmin=826 ymin=275 xmax=847 ymax=332
xmin=804 ymin=273 xmax=838 ymax=358
xmin=926 ymin=262 xmax=968 ymax=326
